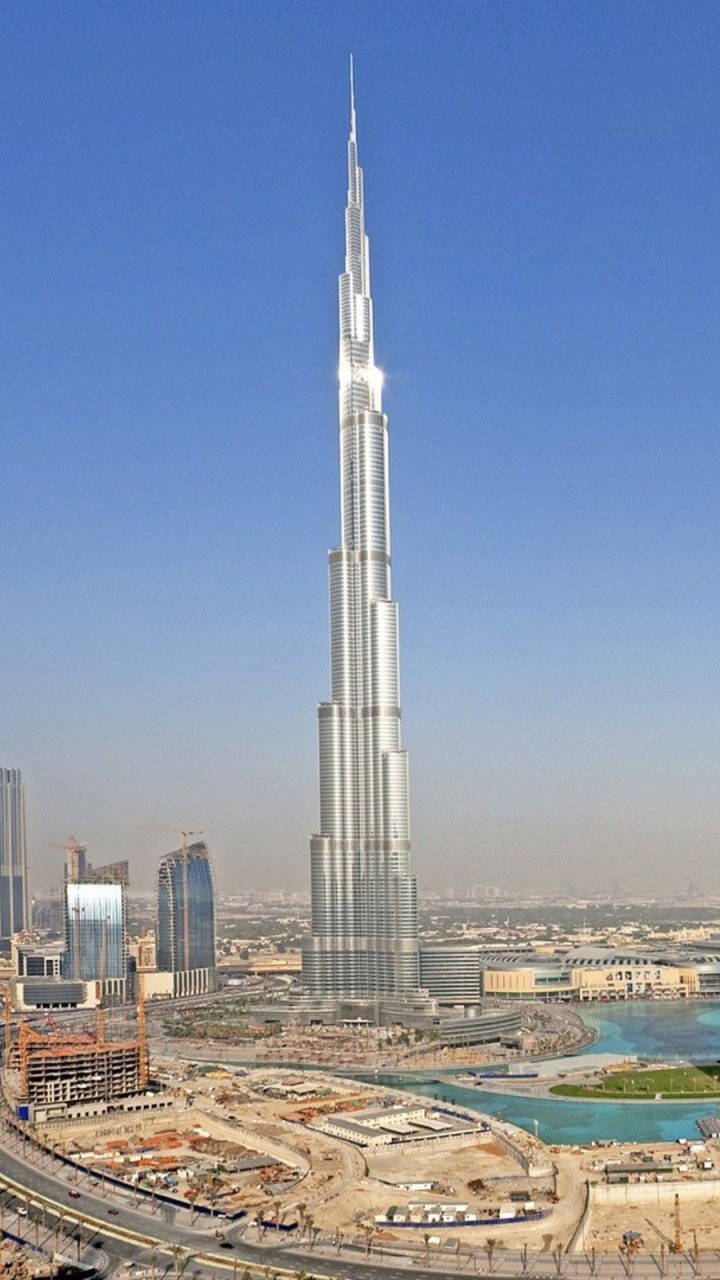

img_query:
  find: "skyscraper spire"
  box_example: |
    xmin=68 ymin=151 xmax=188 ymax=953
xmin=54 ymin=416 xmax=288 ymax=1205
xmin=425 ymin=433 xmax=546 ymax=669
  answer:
xmin=340 ymin=58 xmax=381 ymax=424
xmin=303 ymin=68 xmax=420 ymax=1001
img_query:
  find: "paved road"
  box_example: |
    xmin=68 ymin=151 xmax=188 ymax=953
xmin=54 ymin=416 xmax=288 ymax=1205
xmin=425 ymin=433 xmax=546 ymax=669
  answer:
xmin=0 ymin=1130 xmax=708 ymax=1280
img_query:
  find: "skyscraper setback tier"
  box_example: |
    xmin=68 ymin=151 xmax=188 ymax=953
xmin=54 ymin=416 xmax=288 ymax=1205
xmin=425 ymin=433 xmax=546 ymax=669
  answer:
xmin=0 ymin=768 xmax=30 ymax=948
xmin=302 ymin=71 xmax=420 ymax=998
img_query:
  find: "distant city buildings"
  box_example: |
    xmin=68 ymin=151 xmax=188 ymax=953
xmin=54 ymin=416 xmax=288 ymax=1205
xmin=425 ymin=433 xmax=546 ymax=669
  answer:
xmin=7 ymin=834 xmax=219 ymax=1010
xmin=420 ymin=943 xmax=720 ymax=1003
xmin=155 ymin=841 xmax=217 ymax=996
xmin=0 ymin=767 xmax=30 ymax=949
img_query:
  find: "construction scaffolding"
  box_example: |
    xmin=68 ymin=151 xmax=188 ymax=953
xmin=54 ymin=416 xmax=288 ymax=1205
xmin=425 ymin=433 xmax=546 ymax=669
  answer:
xmin=18 ymin=1023 xmax=142 ymax=1107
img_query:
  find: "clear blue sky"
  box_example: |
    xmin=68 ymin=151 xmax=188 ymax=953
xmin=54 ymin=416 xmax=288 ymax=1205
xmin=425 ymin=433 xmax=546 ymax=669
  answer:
xmin=2 ymin=2 xmax=719 ymax=896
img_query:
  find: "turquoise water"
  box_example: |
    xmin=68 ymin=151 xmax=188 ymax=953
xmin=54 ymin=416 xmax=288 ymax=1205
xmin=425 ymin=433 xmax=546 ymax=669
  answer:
xmin=376 ymin=1001 xmax=720 ymax=1144
xmin=578 ymin=999 xmax=720 ymax=1061
xmin=380 ymin=1076 xmax=718 ymax=1144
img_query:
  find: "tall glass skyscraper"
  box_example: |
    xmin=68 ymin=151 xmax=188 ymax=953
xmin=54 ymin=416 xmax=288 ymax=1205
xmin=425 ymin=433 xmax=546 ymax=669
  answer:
xmin=156 ymin=841 xmax=216 ymax=992
xmin=0 ymin=767 xmax=30 ymax=949
xmin=64 ymin=881 xmax=126 ymax=981
xmin=302 ymin=69 xmax=420 ymax=999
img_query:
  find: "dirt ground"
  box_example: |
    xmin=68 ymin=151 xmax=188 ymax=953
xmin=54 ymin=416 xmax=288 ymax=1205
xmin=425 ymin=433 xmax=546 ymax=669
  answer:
xmin=40 ymin=1059 xmax=720 ymax=1257
xmin=584 ymin=1190 xmax=720 ymax=1253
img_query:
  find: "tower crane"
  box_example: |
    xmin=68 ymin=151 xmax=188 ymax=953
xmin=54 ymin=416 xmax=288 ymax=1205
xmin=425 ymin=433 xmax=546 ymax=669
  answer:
xmin=50 ymin=837 xmax=87 ymax=882
xmin=2 ymin=984 xmax=12 ymax=1062
xmin=96 ymin=915 xmax=109 ymax=1042
xmin=137 ymin=972 xmax=148 ymax=1090
xmin=670 ymin=1193 xmax=683 ymax=1254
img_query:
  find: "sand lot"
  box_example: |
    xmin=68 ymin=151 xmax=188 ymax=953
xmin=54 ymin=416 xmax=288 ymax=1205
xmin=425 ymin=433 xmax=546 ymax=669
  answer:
xmin=366 ymin=1138 xmax=552 ymax=1204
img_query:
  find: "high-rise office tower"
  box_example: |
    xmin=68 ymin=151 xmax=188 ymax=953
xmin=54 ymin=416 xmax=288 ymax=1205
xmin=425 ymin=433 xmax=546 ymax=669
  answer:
xmin=302 ymin=69 xmax=419 ymax=999
xmin=0 ymin=767 xmax=30 ymax=949
xmin=63 ymin=858 xmax=128 ymax=998
xmin=156 ymin=841 xmax=217 ymax=996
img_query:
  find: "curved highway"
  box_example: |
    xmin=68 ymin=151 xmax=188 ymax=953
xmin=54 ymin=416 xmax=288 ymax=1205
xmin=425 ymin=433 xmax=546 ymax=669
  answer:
xmin=0 ymin=1129 xmax=459 ymax=1280
xmin=2 ymin=1123 xmax=700 ymax=1279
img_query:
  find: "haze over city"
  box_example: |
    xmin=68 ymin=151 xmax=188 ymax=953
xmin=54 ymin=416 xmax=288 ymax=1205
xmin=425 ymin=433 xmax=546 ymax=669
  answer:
xmin=2 ymin=1 xmax=719 ymax=896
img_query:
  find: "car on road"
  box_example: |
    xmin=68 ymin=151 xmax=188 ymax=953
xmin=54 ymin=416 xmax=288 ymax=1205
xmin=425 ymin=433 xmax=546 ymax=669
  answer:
xmin=219 ymin=1242 xmax=234 ymax=1250
xmin=69 ymin=1190 xmax=81 ymax=1199
xmin=107 ymin=1208 xmax=119 ymax=1215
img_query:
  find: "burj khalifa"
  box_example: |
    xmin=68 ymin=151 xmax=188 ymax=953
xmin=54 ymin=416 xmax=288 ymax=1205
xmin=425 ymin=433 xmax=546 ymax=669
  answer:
xmin=302 ymin=68 xmax=420 ymax=999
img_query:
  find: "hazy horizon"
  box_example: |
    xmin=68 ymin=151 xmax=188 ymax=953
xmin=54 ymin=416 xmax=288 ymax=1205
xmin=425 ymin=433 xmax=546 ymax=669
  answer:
xmin=3 ymin=3 xmax=719 ymax=898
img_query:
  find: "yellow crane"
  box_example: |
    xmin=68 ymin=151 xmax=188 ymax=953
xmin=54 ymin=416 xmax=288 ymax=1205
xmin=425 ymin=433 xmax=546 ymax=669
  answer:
xmin=18 ymin=1018 xmax=29 ymax=1096
xmin=50 ymin=838 xmax=85 ymax=974
xmin=670 ymin=1192 xmax=683 ymax=1254
xmin=96 ymin=916 xmax=109 ymax=1042
xmin=50 ymin=836 xmax=87 ymax=883
xmin=2 ymin=983 xmax=12 ymax=1062
xmin=137 ymin=972 xmax=148 ymax=1090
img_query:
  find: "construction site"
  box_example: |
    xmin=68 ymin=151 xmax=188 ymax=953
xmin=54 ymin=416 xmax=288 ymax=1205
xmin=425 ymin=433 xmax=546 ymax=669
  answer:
xmin=1 ymin=975 xmax=156 ymax=1124
xmin=5 ymin=1001 xmax=720 ymax=1263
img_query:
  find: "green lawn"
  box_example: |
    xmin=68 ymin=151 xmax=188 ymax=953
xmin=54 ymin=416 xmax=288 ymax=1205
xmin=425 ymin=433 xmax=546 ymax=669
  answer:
xmin=550 ymin=1063 xmax=720 ymax=1100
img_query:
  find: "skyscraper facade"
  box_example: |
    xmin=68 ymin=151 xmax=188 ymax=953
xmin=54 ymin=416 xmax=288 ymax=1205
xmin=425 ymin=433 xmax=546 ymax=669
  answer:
xmin=63 ymin=882 xmax=126 ymax=982
xmin=0 ymin=767 xmax=30 ymax=949
xmin=302 ymin=71 xmax=419 ymax=999
xmin=156 ymin=841 xmax=217 ymax=996
xmin=62 ymin=858 xmax=129 ymax=1000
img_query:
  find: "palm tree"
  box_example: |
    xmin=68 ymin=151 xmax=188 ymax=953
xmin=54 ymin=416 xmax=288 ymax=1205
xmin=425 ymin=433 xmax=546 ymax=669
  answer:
xmin=485 ymin=1237 xmax=497 ymax=1274
xmin=54 ymin=1213 xmax=66 ymax=1254
xmin=423 ymin=1232 xmax=431 ymax=1265
xmin=75 ymin=1217 xmax=84 ymax=1263
xmin=296 ymin=1202 xmax=308 ymax=1234
xmin=170 ymin=1245 xmax=194 ymax=1280
xmin=207 ymin=1176 xmax=221 ymax=1220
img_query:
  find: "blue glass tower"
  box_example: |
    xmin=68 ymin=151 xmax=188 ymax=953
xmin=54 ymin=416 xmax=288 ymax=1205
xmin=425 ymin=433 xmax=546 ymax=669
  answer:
xmin=156 ymin=841 xmax=216 ymax=992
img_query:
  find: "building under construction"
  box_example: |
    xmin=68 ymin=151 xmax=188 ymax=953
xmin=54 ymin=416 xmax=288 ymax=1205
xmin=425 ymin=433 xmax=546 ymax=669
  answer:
xmin=1 ymin=979 xmax=171 ymax=1124
xmin=24 ymin=1025 xmax=141 ymax=1107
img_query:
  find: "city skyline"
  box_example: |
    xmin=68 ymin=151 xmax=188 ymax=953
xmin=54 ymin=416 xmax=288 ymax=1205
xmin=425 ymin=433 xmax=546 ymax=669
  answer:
xmin=2 ymin=5 xmax=720 ymax=895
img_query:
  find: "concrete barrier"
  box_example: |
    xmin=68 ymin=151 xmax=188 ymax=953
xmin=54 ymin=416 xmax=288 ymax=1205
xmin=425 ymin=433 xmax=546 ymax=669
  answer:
xmin=590 ymin=1178 xmax=720 ymax=1206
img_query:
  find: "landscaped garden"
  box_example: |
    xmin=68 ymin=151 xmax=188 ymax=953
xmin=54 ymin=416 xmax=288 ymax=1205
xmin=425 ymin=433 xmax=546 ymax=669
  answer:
xmin=550 ymin=1063 xmax=720 ymax=1100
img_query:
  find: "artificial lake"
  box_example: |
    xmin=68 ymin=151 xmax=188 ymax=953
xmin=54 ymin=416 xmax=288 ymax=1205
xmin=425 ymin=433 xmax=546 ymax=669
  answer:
xmin=377 ymin=1000 xmax=720 ymax=1145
